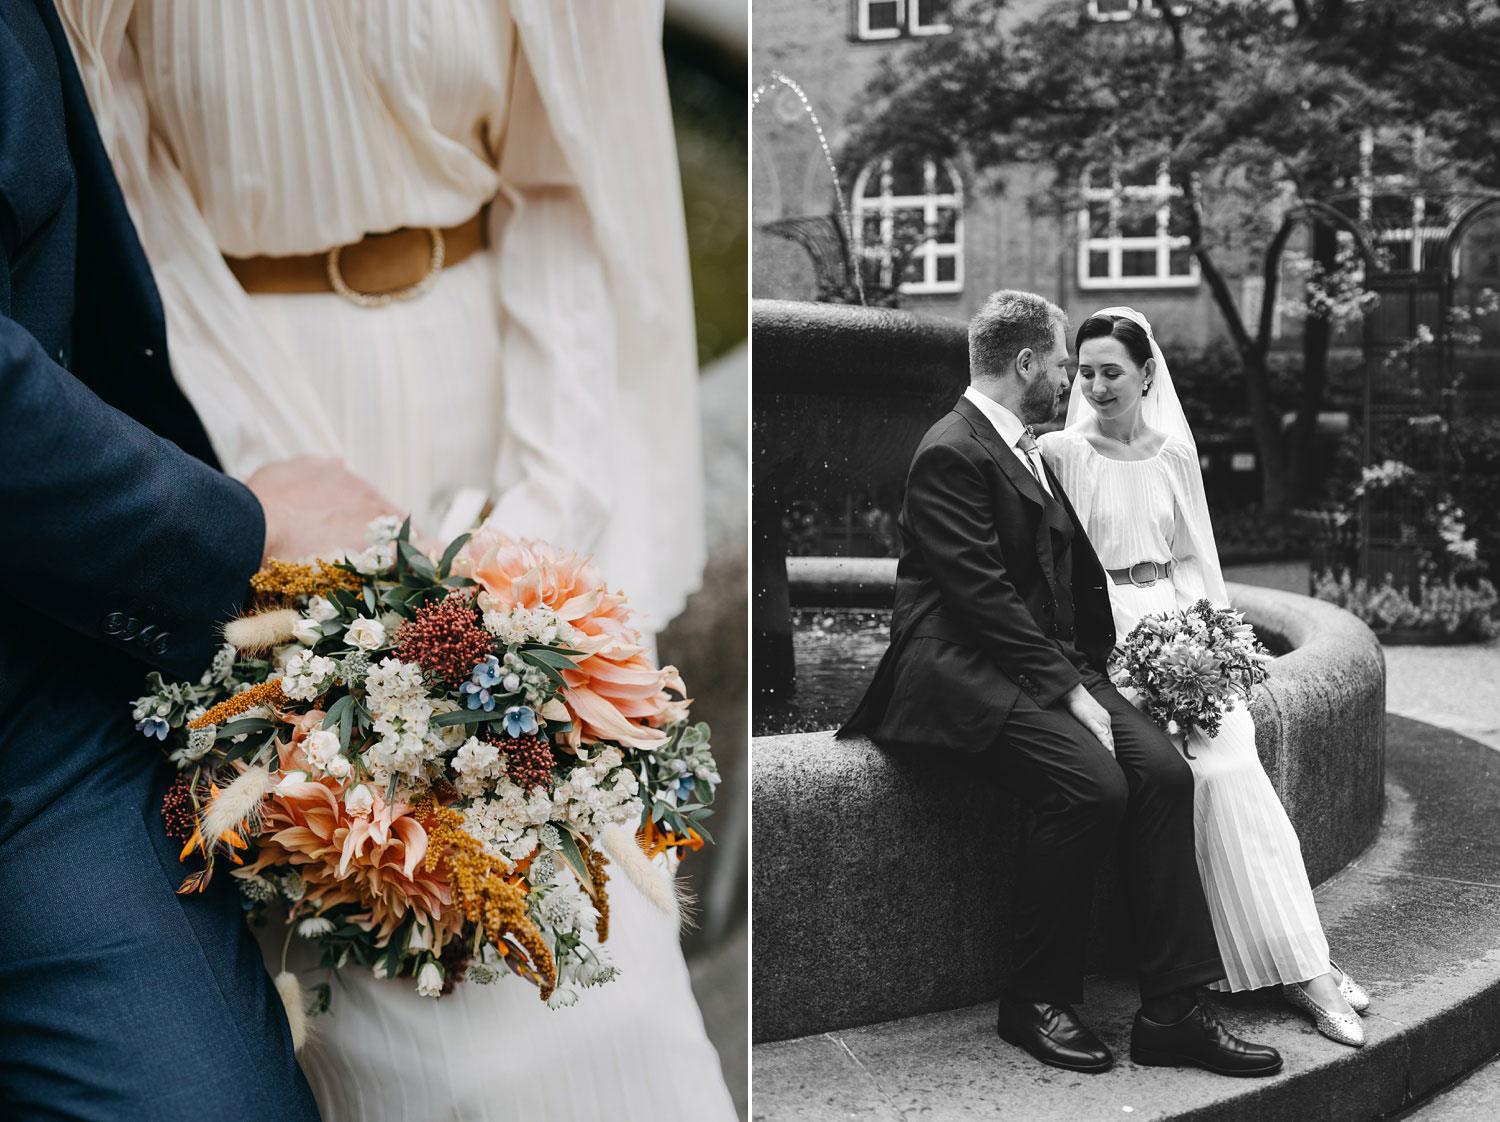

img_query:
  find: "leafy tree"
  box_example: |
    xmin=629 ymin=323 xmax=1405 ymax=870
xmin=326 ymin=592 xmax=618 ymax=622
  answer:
xmin=845 ymin=0 xmax=1500 ymax=512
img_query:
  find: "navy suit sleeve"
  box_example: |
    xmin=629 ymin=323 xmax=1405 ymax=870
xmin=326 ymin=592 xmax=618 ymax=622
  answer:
xmin=0 ymin=318 xmax=264 ymax=681
xmin=905 ymin=440 xmax=1083 ymax=708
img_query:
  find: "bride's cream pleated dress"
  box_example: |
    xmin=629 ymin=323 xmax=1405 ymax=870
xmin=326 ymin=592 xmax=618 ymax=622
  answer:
xmin=59 ymin=2 xmax=733 ymax=1118
xmin=1041 ymin=430 xmax=1332 ymax=992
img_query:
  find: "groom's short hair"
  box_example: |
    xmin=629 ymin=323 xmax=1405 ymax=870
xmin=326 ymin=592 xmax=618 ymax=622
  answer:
xmin=969 ymin=290 xmax=1067 ymax=380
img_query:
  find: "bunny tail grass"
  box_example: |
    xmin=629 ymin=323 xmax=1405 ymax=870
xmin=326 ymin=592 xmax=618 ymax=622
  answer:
xmin=274 ymin=971 xmax=308 ymax=1052
xmin=224 ymin=608 xmax=300 ymax=652
xmin=600 ymin=823 xmax=693 ymax=926
xmin=202 ymin=764 xmax=272 ymax=846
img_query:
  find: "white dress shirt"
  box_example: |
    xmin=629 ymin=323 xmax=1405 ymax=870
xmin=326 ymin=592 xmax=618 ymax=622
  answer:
xmin=963 ymin=386 xmax=1054 ymax=496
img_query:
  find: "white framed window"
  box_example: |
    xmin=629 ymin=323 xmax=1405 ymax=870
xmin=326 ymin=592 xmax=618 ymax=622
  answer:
xmin=852 ymin=0 xmax=952 ymax=41
xmin=1078 ymin=163 xmax=1199 ymax=289
xmin=853 ymin=156 xmax=964 ymax=295
xmin=1087 ymin=0 xmax=1189 ymax=23
xmin=1357 ymin=127 xmax=1448 ymax=273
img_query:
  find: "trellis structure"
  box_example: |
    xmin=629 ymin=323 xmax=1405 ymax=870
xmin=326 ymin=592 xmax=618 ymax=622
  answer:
xmin=1331 ymin=191 xmax=1500 ymax=589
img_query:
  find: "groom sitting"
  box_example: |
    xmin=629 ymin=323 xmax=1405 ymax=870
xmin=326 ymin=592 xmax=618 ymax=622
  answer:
xmin=843 ymin=290 xmax=1280 ymax=1077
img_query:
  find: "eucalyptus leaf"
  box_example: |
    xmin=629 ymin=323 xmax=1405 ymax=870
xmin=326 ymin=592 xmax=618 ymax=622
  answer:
xmin=438 ymin=533 xmax=471 ymax=579
xmin=398 ymin=541 xmax=437 ymax=583
xmin=214 ymin=717 xmax=278 ymax=740
xmin=397 ymin=515 xmax=412 ymax=544
xmin=554 ymin=830 xmax=593 ymax=890
xmin=320 ymin=695 xmax=354 ymax=729
xmin=432 ymin=708 xmax=495 ymax=728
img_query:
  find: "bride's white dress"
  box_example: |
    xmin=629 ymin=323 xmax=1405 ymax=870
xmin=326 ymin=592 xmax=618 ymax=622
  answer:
xmin=1041 ymin=430 xmax=1332 ymax=991
xmin=60 ymin=2 xmax=734 ymax=1118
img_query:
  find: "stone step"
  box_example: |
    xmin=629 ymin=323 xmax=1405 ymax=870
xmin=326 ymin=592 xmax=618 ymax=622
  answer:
xmin=752 ymin=717 xmax=1500 ymax=1121
xmin=1394 ymin=1052 xmax=1500 ymax=1120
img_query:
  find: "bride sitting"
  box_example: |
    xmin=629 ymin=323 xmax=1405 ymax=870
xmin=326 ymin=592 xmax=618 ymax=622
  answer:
xmin=1039 ymin=308 xmax=1370 ymax=1048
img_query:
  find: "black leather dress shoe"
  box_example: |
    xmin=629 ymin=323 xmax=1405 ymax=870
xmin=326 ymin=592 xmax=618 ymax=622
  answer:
xmin=996 ymin=1000 xmax=1113 ymax=1073
xmin=1130 ymin=1004 xmax=1282 ymax=1077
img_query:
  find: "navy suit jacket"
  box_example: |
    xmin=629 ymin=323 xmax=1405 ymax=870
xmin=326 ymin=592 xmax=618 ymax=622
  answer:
xmin=0 ymin=0 xmax=263 ymax=828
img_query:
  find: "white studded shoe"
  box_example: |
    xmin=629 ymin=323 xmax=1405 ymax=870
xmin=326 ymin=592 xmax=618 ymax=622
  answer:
xmin=1330 ymin=960 xmax=1370 ymax=1013
xmin=1282 ymin=982 xmax=1366 ymax=1047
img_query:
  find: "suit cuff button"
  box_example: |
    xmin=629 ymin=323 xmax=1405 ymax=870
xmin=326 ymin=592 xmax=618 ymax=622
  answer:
xmin=102 ymin=612 xmax=128 ymax=637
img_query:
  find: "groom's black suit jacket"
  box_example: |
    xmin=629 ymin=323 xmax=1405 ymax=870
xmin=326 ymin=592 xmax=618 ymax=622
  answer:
xmin=843 ymin=395 xmax=1115 ymax=753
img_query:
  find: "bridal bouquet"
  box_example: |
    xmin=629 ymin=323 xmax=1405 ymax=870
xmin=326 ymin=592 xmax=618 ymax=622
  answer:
xmin=132 ymin=517 xmax=717 ymax=1034
xmin=1110 ymin=599 xmax=1271 ymax=741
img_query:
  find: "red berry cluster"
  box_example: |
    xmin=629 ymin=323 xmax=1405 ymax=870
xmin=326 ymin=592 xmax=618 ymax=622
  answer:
xmin=494 ymin=733 xmax=555 ymax=791
xmin=395 ymin=597 xmax=494 ymax=687
xmin=161 ymin=773 xmax=198 ymax=844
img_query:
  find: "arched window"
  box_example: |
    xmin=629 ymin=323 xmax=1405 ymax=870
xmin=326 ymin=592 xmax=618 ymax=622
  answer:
xmin=852 ymin=156 xmax=963 ymax=295
xmin=1079 ymin=162 xmax=1198 ymax=289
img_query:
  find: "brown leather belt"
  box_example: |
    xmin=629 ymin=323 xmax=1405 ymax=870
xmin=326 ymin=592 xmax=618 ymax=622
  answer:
xmin=225 ymin=206 xmax=489 ymax=307
xmin=1107 ymin=561 xmax=1174 ymax=588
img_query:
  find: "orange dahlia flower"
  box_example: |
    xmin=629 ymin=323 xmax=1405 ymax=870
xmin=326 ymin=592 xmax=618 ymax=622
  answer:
xmin=240 ymin=744 xmax=457 ymax=946
xmin=458 ymin=535 xmax=688 ymax=751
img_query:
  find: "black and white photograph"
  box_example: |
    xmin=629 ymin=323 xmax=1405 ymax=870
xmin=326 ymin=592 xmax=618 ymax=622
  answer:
xmin=751 ymin=1 xmax=1500 ymax=1118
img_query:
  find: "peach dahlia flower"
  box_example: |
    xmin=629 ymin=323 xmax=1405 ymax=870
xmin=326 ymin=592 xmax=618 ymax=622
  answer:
xmin=239 ymin=734 xmax=456 ymax=944
xmin=458 ymin=534 xmax=688 ymax=751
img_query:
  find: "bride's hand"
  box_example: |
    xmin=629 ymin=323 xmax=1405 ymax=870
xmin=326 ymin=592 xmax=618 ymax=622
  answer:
xmin=247 ymin=456 xmax=399 ymax=564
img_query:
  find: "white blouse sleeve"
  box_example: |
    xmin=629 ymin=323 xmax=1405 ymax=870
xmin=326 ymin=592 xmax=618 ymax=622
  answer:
xmin=478 ymin=42 xmax=614 ymax=554
xmin=1165 ymin=439 xmax=1230 ymax=609
xmin=55 ymin=0 xmax=341 ymax=481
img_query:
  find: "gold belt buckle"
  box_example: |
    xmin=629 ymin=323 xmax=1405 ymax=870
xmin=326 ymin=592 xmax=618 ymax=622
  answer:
xmin=1129 ymin=562 xmax=1159 ymax=588
xmin=325 ymin=227 xmax=446 ymax=308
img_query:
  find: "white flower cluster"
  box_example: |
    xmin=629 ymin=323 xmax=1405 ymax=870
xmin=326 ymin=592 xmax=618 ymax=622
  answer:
xmin=451 ymin=736 xmax=503 ymax=798
xmin=349 ymin=542 xmax=397 ymax=576
xmin=480 ymin=604 xmax=577 ymax=648
xmin=550 ymin=747 xmax=642 ymax=836
xmin=361 ymin=658 xmax=463 ymax=794
xmin=281 ymin=651 xmax=339 ymax=702
xmin=462 ymin=782 xmax=555 ymax=868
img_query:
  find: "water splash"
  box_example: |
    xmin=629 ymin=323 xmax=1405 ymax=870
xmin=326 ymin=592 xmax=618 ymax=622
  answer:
xmin=752 ymin=70 xmax=865 ymax=306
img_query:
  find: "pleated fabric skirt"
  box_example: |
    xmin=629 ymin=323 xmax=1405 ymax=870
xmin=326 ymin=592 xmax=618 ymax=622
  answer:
xmin=247 ymin=249 xmax=506 ymax=537
xmin=262 ymin=852 xmax=737 ymax=1122
xmin=1113 ymin=581 xmax=1332 ymax=992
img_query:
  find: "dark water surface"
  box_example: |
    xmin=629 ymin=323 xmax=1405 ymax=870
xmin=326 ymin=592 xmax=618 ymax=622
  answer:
xmin=756 ymin=609 xmax=891 ymax=735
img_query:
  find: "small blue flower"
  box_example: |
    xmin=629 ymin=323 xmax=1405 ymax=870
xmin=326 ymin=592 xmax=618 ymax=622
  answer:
xmin=472 ymin=655 xmax=504 ymax=689
xmin=462 ymin=680 xmax=496 ymax=712
xmin=135 ymin=716 xmax=170 ymax=741
xmin=502 ymin=705 xmax=538 ymax=737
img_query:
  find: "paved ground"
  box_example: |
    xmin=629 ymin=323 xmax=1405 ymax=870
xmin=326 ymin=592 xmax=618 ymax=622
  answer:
xmin=1227 ymin=560 xmax=1500 ymax=1120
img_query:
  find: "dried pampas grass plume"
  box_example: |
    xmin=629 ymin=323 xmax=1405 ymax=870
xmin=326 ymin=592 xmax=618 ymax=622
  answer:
xmin=225 ymin=608 xmax=300 ymax=652
xmin=599 ymin=823 xmax=692 ymax=927
xmin=202 ymin=764 xmax=272 ymax=847
xmin=274 ymin=971 xmax=309 ymax=1052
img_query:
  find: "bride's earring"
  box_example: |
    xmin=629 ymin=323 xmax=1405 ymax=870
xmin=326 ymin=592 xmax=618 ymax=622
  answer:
xmin=1143 ymin=382 xmax=1152 ymax=398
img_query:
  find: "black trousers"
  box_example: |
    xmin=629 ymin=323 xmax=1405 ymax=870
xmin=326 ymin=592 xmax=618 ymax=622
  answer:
xmin=987 ymin=675 xmax=1223 ymax=1004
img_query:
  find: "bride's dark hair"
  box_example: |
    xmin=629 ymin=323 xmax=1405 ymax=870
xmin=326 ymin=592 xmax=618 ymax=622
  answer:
xmin=1075 ymin=314 xmax=1152 ymax=369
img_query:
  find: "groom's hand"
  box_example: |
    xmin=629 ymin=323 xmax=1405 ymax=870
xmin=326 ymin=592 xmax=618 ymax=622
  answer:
xmin=247 ymin=456 xmax=398 ymax=564
xmin=1063 ymin=684 xmax=1115 ymax=756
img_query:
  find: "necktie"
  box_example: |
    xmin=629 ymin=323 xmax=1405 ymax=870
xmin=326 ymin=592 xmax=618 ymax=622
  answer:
xmin=1016 ymin=427 xmax=1048 ymax=493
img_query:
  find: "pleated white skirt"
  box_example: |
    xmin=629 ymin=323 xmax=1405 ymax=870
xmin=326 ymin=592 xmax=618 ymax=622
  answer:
xmin=1113 ymin=581 xmax=1332 ymax=992
xmin=270 ymin=859 xmax=736 ymax=1122
xmin=246 ymin=264 xmax=736 ymax=1119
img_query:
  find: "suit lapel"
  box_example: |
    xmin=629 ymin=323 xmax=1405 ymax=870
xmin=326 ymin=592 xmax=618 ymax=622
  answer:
xmin=953 ymin=397 xmax=1049 ymax=511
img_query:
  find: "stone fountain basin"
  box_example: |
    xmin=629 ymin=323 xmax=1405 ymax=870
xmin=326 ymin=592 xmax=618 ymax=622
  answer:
xmin=751 ymin=583 xmax=1385 ymax=1044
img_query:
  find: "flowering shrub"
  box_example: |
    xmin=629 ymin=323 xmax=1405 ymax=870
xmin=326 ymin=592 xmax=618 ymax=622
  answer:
xmin=1313 ymin=569 xmax=1500 ymax=639
xmin=1110 ymin=600 xmax=1272 ymax=742
xmin=132 ymin=518 xmax=718 ymax=1022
